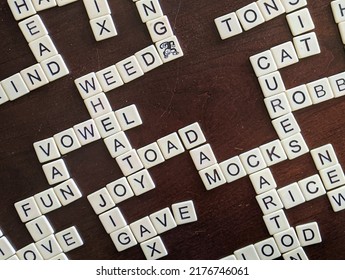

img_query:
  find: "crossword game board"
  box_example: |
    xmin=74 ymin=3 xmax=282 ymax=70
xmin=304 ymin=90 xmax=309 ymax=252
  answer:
xmin=1 ymin=0 xmax=345 ymax=260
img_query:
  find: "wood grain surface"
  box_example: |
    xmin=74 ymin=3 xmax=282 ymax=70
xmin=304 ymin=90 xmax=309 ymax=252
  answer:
xmin=1 ymin=0 xmax=345 ymax=260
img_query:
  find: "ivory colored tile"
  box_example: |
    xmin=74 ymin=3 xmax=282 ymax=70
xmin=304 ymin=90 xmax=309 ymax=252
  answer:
xmin=99 ymin=207 xmax=127 ymax=234
xmin=296 ymin=222 xmax=322 ymax=247
xmin=95 ymin=112 xmax=121 ymax=138
xmin=155 ymin=35 xmax=184 ymax=63
xmin=298 ymin=174 xmax=326 ymax=201
xmin=90 ymin=14 xmax=117 ymax=41
xmin=239 ymin=147 xmax=267 ymax=174
xmin=234 ymin=244 xmax=260 ymax=260
xmin=137 ymin=142 xmax=165 ymax=169
xmin=53 ymin=178 xmax=82 ymax=206
xmin=327 ymin=185 xmax=345 ymax=212
xmin=0 ymin=237 xmax=16 ymax=260
xmin=199 ymin=164 xmax=226 ymax=190
xmin=264 ymin=92 xmax=291 ymax=119
xmin=260 ymin=139 xmax=287 ymax=166
xmin=29 ymin=35 xmax=58 ymax=63
xmin=40 ymin=54 xmax=69 ymax=82
xmin=106 ymin=177 xmax=134 ymax=204
xmin=254 ymin=237 xmax=281 ymax=260
xmin=55 ymin=226 xmax=83 ymax=252
xmin=6 ymin=254 xmax=19 ymax=260
xmin=36 ymin=235 xmax=62 ymax=259
xmin=16 ymin=243 xmax=43 ymax=260
xmin=286 ymin=8 xmax=315 ymax=36
xmin=285 ymin=84 xmax=313 ymax=111
xmin=135 ymin=0 xmax=163 ymax=23
xmin=293 ymin=32 xmax=321 ymax=59
xmin=34 ymin=188 xmax=62 ymax=214
xmin=0 ymin=84 xmax=9 ymax=105
xmin=219 ymin=155 xmax=247 ymax=183
xmin=282 ymin=246 xmax=308 ymax=260
xmin=320 ymin=164 xmax=345 ymax=191
xmin=277 ymin=182 xmax=306 ymax=209
xmin=49 ymin=253 xmax=68 ymax=260
xmin=256 ymin=189 xmax=283 ymax=215
xmin=74 ymin=72 xmax=102 ymax=100
xmin=87 ymin=187 xmax=116 ymax=215
xmin=104 ymin=131 xmax=132 ymax=158
xmin=110 ymin=225 xmax=137 ymax=252
xmin=271 ymin=113 xmax=300 ymax=140
xmin=221 ymin=254 xmax=237 ymax=260
xmin=273 ymin=227 xmax=300 ymax=253
xmin=18 ymin=15 xmax=48 ymax=42
xmin=33 ymin=137 xmax=61 ymax=163
xmin=141 ymin=236 xmax=168 ymax=260
xmin=263 ymin=209 xmax=290 ymax=235
xmin=1 ymin=73 xmax=30 ymax=101
xmin=258 ymin=71 xmax=286 ymax=97
xmin=214 ymin=12 xmax=243 ymax=40
xmin=32 ymin=0 xmax=57 ymax=11
xmin=127 ymin=169 xmax=155 ymax=196
xmin=135 ymin=45 xmax=163 ymax=73
xmin=8 ymin=0 xmax=36 ymax=21
xmin=271 ymin=41 xmax=299 ymax=69
xmin=190 ymin=143 xmax=217 ymax=171
xmin=332 ymin=0 xmax=345 ymax=23
xmin=115 ymin=56 xmax=144 ymax=83
xmin=42 ymin=158 xmax=70 ymax=185
xmin=116 ymin=149 xmax=144 ymax=176
xmin=157 ymin=132 xmax=185 ymax=159
xmin=25 ymin=215 xmax=54 ymax=242
xmin=307 ymin=78 xmax=334 ymax=104
xmin=310 ymin=144 xmax=338 ymax=171
xmin=83 ymin=0 xmax=111 ymax=19
xmin=249 ymin=50 xmax=277 ymax=77
xmin=115 ymin=104 xmax=143 ymax=131
xmin=96 ymin=65 xmax=124 ymax=92
xmin=281 ymin=0 xmax=307 ymax=13
xmin=329 ymin=71 xmax=345 ymax=98
xmin=73 ymin=119 xmax=101 ymax=146
xmin=236 ymin=2 xmax=265 ymax=31
xmin=20 ymin=63 xmax=49 ymax=91
xmin=146 ymin=16 xmax=173 ymax=43
xmin=249 ymin=168 xmax=277 ymax=195
xmin=56 ymin=0 xmax=78 ymax=6
xmin=84 ymin=92 xmax=112 ymax=119
xmin=149 ymin=207 xmax=177 ymax=234
xmin=172 ymin=200 xmax=197 ymax=225
xmin=15 ymin=196 xmax=42 ymax=223
xmin=281 ymin=132 xmax=309 ymax=160
xmin=257 ymin=0 xmax=285 ymax=21
xmin=178 ymin=122 xmax=206 ymax=150
xmin=130 ymin=216 xmax=157 ymax=243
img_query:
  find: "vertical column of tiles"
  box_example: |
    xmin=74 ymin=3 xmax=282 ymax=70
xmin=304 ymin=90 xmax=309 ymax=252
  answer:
xmin=83 ymin=0 xmax=118 ymax=41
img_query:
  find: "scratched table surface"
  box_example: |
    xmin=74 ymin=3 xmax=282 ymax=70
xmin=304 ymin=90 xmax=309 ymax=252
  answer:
xmin=1 ymin=0 xmax=345 ymax=260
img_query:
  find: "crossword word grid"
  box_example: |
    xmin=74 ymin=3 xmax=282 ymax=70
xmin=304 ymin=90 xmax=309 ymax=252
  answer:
xmin=0 ymin=0 xmax=345 ymax=260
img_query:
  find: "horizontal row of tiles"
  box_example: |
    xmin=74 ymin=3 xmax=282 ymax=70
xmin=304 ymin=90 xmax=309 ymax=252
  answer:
xmin=8 ymin=0 xmax=78 ymax=20
xmin=222 ymin=222 xmax=321 ymax=260
xmin=250 ymin=32 xmax=320 ymax=78
xmin=0 ymin=225 xmax=82 ymax=260
xmin=214 ymin=0 xmax=309 ymax=39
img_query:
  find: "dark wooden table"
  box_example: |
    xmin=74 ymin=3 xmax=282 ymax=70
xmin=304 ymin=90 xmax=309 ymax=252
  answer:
xmin=1 ymin=0 xmax=345 ymax=260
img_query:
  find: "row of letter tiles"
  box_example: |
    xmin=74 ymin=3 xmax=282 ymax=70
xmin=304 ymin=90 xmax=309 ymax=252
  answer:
xmin=228 ymin=222 xmax=321 ymax=260
xmin=214 ymin=0 xmax=308 ymax=39
xmin=250 ymin=32 xmax=320 ymax=78
xmin=75 ymin=36 xmax=182 ymax=97
xmin=8 ymin=0 xmax=78 ymax=20
xmin=14 ymin=178 xmax=82 ymax=222
xmin=0 ymin=54 xmax=68 ymax=104
xmin=14 ymin=226 xmax=82 ymax=260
